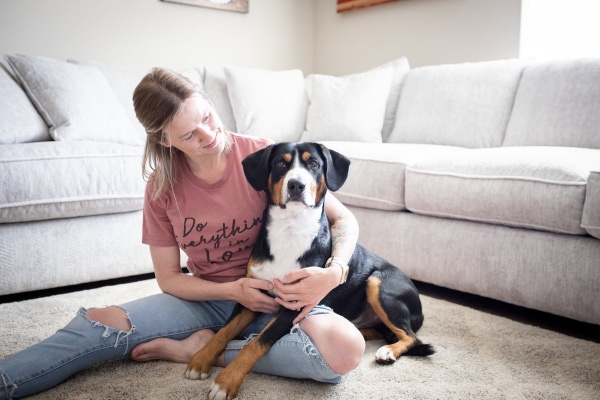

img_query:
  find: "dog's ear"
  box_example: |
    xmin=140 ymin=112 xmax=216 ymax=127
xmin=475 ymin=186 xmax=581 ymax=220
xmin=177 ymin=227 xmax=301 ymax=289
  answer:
xmin=242 ymin=145 xmax=274 ymax=191
xmin=318 ymin=144 xmax=350 ymax=191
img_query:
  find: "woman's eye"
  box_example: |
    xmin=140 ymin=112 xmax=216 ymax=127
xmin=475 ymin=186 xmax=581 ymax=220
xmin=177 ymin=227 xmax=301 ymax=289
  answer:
xmin=203 ymin=113 xmax=211 ymax=124
xmin=185 ymin=131 xmax=194 ymax=140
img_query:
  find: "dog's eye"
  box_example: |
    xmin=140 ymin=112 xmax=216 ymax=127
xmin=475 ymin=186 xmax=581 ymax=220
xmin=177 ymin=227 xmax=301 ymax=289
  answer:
xmin=308 ymin=160 xmax=319 ymax=169
xmin=275 ymin=160 xmax=287 ymax=169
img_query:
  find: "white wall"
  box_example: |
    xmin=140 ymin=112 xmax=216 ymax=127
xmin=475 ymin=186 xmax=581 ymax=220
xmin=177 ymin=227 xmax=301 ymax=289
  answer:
xmin=313 ymin=0 xmax=522 ymax=75
xmin=0 ymin=0 xmax=314 ymax=72
xmin=520 ymin=0 xmax=600 ymax=60
xmin=0 ymin=0 xmax=521 ymax=75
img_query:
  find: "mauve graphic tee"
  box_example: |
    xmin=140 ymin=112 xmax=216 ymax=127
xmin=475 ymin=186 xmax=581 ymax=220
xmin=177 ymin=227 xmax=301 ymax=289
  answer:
xmin=142 ymin=133 xmax=272 ymax=283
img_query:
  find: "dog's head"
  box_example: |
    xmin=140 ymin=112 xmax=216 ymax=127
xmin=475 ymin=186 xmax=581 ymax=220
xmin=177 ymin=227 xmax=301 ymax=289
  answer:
xmin=242 ymin=142 xmax=350 ymax=209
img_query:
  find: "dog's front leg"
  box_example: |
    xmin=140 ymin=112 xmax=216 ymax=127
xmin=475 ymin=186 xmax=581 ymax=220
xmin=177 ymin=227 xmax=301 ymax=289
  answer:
xmin=208 ymin=310 xmax=297 ymax=400
xmin=185 ymin=304 xmax=256 ymax=380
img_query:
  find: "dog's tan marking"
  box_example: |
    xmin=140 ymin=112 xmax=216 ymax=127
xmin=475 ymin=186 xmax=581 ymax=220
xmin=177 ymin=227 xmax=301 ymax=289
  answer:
xmin=283 ymin=153 xmax=292 ymax=163
xmin=302 ymin=151 xmax=311 ymax=162
xmin=315 ymin=174 xmax=327 ymax=203
xmin=246 ymin=256 xmax=263 ymax=279
xmin=359 ymin=328 xmax=383 ymax=341
xmin=186 ymin=307 xmax=256 ymax=379
xmin=211 ymin=317 xmax=279 ymax=399
xmin=366 ymin=276 xmax=418 ymax=363
xmin=268 ymin=175 xmax=285 ymax=206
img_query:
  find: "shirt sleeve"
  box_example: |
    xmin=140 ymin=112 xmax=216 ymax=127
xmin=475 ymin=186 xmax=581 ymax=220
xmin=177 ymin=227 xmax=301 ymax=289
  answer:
xmin=141 ymin=179 xmax=179 ymax=247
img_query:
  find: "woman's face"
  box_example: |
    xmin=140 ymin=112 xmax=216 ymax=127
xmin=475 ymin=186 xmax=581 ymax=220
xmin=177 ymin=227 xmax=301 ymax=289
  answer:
xmin=162 ymin=94 xmax=225 ymax=158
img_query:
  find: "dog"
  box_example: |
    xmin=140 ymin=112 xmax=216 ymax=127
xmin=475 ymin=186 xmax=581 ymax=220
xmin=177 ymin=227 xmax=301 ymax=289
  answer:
xmin=185 ymin=142 xmax=434 ymax=400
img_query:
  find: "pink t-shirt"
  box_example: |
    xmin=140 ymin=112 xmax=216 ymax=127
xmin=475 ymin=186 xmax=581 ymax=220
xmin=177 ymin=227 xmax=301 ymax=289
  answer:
xmin=142 ymin=133 xmax=272 ymax=283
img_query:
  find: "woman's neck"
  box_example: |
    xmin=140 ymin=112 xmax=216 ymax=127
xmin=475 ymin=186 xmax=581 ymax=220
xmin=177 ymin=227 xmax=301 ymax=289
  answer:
xmin=185 ymin=152 xmax=228 ymax=184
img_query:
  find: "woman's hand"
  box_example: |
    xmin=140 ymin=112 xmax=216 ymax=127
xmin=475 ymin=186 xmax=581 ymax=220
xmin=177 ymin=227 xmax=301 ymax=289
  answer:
xmin=233 ymin=278 xmax=280 ymax=314
xmin=273 ymin=267 xmax=340 ymax=324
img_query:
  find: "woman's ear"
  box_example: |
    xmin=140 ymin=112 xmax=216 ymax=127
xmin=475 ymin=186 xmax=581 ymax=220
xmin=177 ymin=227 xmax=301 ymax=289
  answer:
xmin=156 ymin=132 xmax=171 ymax=148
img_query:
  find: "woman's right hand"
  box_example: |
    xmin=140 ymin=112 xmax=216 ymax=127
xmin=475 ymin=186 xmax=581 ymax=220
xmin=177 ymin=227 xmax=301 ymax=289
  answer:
xmin=233 ymin=278 xmax=280 ymax=314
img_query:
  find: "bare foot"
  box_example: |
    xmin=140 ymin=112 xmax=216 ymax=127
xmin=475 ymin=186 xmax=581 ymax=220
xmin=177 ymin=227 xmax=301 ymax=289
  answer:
xmin=131 ymin=329 xmax=215 ymax=364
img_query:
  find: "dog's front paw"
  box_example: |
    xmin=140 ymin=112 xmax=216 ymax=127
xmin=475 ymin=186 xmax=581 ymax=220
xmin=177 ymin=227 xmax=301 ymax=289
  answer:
xmin=207 ymin=366 xmax=245 ymax=400
xmin=208 ymin=382 xmax=233 ymax=400
xmin=375 ymin=345 xmax=397 ymax=365
xmin=184 ymin=348 xmax=216 ymax=380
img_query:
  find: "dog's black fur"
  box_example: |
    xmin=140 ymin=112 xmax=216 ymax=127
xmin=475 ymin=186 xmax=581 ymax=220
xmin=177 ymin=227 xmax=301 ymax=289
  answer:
xmin=185 ymin=142 xmax=433 ymax=400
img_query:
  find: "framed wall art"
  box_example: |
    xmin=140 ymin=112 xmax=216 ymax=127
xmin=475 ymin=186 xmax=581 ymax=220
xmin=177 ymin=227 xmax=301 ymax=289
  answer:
xmin=337 ymin=0 xmax=402 ymax=13
xmin=162 ymin=0 xmax=248 ymax=14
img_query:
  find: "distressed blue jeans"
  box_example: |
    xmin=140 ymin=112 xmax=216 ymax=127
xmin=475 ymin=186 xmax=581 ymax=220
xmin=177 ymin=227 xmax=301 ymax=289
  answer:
xmin=0 ymin=293 xmax=341 ymax=399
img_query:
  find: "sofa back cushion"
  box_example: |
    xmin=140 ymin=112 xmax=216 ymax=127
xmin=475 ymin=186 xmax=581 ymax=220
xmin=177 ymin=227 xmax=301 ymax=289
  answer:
xmin=203 ymin=67 xmax=237 ymax=133
xmin=5 ymin=54 xmax=141 ymax=145
xmin=225 ymin=66 xmax=308 ymax=142
xmin=503 ymin=58 xmax=600 ymax=149
xmin=388 ymin=59 xmax=524 ymax=148
xmin=0 ymin=64 xmax=50 ymax=144
xmin=300 ymin=67 xmax=393 ymax=143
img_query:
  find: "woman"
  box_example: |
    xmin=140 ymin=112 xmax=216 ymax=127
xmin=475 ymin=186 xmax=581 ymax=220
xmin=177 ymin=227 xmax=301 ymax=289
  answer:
xmin=0 ymin=68 xmax=364 ymax=399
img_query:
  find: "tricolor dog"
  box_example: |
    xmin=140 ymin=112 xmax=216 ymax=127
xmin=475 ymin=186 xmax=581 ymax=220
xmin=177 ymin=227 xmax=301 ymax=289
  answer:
xmin=185 ymin=142 xmax=434 ymax=400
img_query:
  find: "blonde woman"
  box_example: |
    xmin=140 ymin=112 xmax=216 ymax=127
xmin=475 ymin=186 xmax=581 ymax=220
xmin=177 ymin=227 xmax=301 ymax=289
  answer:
xmin=0 ymin=68 xmax=364 ymax=399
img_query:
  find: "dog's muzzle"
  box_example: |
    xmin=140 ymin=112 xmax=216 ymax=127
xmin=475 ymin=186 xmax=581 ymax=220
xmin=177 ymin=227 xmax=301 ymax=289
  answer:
xmin=286 ymin=179 xmax=305 ymax=202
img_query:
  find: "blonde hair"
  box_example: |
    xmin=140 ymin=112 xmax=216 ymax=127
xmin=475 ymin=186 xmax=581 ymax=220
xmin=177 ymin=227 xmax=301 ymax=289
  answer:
xmin=133 ymin=67 xmax=231 ymax=200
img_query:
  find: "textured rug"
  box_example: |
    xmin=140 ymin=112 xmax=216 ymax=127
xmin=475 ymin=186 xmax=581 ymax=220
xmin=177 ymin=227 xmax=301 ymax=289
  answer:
xmin=1 ymin=279 xmax=599 ymax=400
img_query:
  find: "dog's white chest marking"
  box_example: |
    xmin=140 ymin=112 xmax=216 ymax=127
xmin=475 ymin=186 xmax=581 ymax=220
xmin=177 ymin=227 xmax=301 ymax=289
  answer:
xmin=250 ymin=205 xmax=322 ymax=285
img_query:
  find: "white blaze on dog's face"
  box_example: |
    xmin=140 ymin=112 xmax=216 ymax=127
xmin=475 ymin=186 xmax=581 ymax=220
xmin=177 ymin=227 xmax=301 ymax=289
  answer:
xmin=269 ymin=148 xmax=327 ymax=210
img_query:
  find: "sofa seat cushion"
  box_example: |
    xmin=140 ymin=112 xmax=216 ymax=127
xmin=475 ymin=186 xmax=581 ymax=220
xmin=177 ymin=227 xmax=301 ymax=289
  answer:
xmin=582 ymin=171 xmax=600 ymax=239
xmin=0 ymin=142 xmax=146 ymax=223
xmin=405 ymin=147 xmax=600 ymax=235
xmin=319 ymin=141 xmax=469 ymax=211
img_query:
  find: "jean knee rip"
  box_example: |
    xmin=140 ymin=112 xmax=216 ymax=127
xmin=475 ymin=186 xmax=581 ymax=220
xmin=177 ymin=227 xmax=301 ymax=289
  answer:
xmin=291 ymin=305 xmax=334 ymax=368
xmin=1 ymin=368 xmax=17 ymax=400
xmin=80 ymin=306 xmax=136 ymax=354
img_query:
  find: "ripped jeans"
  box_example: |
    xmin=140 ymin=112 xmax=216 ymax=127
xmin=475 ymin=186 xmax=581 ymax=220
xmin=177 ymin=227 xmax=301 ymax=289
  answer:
xmin=0 ymin=293 xmax=341 ymax=399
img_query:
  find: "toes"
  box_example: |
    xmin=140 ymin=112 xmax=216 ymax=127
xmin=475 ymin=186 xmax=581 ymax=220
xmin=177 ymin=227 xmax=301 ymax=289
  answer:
xmin=375 ymin=345 xmax=397 ymax=365
xmin=184 ymin=367 xmax=210 ymax=380
xmin=208 ymin=382 xmax=231 ymax=400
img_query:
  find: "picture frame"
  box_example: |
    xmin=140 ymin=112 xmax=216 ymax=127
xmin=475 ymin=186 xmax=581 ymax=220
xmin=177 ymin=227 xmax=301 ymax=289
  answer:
xmin=337 ymin=0 xmax=402 ymax=13
xmin=161 ymin=0 xmax=249 ymax=14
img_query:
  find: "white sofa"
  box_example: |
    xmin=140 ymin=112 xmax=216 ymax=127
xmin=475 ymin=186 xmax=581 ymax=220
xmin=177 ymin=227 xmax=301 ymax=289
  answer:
xmin=1 ymin=54 xmax=599 ymax=326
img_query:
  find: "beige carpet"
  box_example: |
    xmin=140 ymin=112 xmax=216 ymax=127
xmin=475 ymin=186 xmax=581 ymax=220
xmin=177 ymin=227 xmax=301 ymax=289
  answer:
xmin=1 ymin=279 xmax=598 ymax=400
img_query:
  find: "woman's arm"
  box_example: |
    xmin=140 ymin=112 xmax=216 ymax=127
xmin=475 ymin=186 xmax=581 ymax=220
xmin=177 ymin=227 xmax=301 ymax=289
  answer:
xmin=274 ymin=193 xmax=359 ymax=321
xmin=326 ymin=192 xmax=359 ymax=268
xmin=150 ymin=245 xmax=279 ymax=314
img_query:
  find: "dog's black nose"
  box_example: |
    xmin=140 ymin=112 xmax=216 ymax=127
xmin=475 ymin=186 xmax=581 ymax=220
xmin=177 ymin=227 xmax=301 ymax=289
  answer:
xmin=287 ymin=179 xmax=306 ymax=196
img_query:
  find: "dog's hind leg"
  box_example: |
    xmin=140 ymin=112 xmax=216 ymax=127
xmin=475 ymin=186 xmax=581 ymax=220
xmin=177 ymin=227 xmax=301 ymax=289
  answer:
xmin=365 ymin=275 xmax=434 ymax=364
xmin=185 ymin=304 xmax=257 ymax=380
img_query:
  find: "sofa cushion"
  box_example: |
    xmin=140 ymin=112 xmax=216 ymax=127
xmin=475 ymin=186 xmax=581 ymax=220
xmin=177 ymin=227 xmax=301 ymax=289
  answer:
xmin=203 ymin=67 xmax=237 ymax=132
xmin=301 ymin=67 xmax=394 ymax=143
xmin=4 ymin=54 xmax=140 ymax=145
xmin=0 ymin=65 xmax=50 ymax=144
xmin=388 ymin=59 xmax=525 ymax=148
xmin=376 ymin=57 xmax=411 ymax=142
xmin=224 ymin=66 xmax=307 ymax=142
xmin=503 ymin=59 xmax=600 ymax=149
xmin=68 ymin=59 xmax=152 ymax=143
xmin=405 ymin=147 xmax=600 ymax=235
xmin=0 ymin=142 xmax=146 ymax=223
xmin=582 ymin=171 xmax=600 ymax=239
xmin=319 ymin=141 xmax=468 ymax=211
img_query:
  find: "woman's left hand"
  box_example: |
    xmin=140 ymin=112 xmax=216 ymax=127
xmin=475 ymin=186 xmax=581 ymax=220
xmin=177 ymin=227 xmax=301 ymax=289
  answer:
xmin=274 ymin=266 xmax=339 ymax=324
